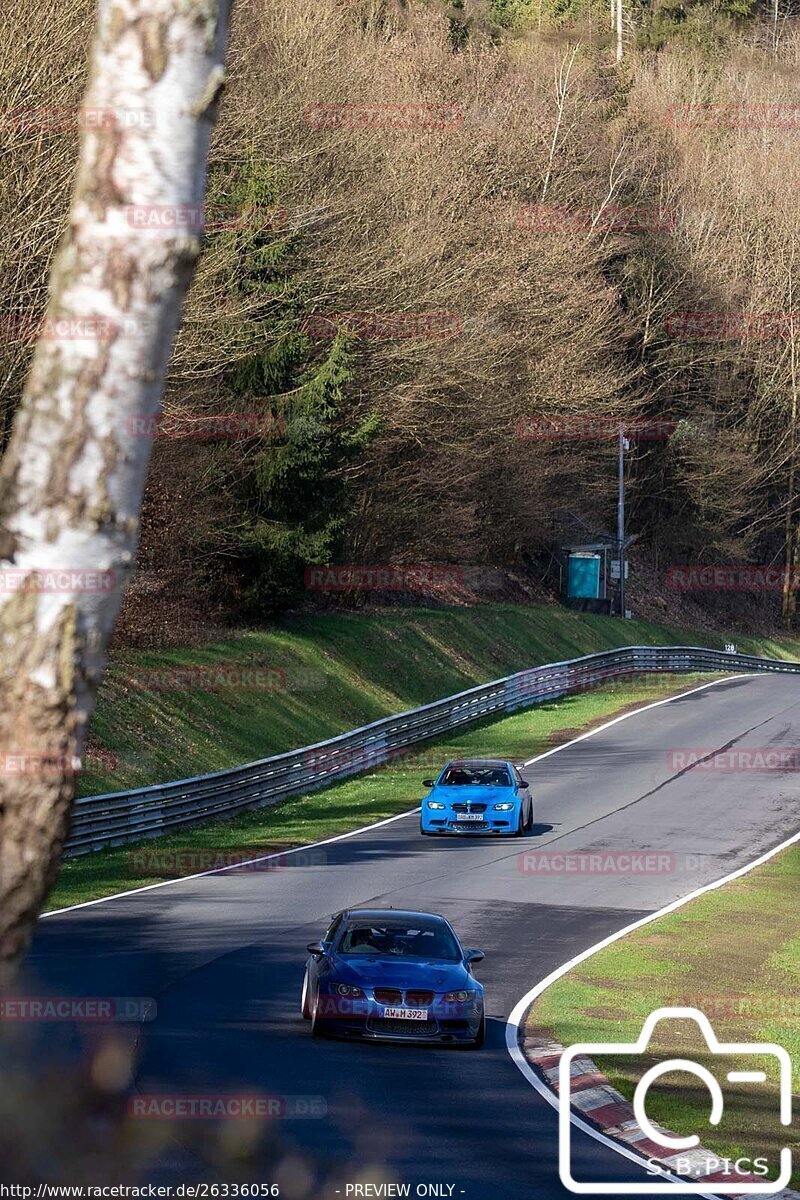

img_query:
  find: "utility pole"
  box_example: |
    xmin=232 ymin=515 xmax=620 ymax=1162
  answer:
xmin=617 ymin=426 xmax=628 ymax=617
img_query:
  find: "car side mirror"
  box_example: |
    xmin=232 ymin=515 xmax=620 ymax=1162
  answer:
xmin=422 ymin=778 xmax=435 ymax=788
xmin=306 ymin=941 xmax=324 ymax=956
xmin=518 ymin=779 xmax=530 ymax=788
xmin=465 ymin=948 xmax=485 ymax=964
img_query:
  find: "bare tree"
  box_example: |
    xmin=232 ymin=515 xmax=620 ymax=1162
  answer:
xmin=540 ymin=45 xmax=580 ymax=203
xmin=780 ymin=295 xmax=799 ymax=625
xmin=0 ymin=0 xmax=232 ymax=985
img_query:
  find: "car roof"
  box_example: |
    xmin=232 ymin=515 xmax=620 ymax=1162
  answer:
xmin=340 ymin=908 xmax=449 ymax=924
xmin=442 ymin=758 xmax=511 ymax=768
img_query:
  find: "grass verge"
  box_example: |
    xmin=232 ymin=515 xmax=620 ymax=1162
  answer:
xmin=81 ymin=602 xmax=800 ymax=797
xmin=51 ymin=671 xmax=712 ymax=911
xmin=528 ymin=843 xmax=800 ymax=1188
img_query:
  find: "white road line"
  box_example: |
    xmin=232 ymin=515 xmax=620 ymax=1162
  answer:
xmin=43 ymin=806 xmax=420 ymax=918
xmin=521 ymin=673 xmax=755 ymax=768
xmin=44 ymin=671 xmax=755 ymax=920
xmin=44 ymin=669 xmax=786 ymax=1191
xmin=506 ymin=674 xmax=799 ymax=1200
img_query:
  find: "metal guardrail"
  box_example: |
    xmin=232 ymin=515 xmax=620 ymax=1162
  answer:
xmin=65 ymin=644 xmax=800 ymax=856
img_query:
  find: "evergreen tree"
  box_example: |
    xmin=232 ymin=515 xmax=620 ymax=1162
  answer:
xmin=219 ymin=158 xmax=379 ymax=613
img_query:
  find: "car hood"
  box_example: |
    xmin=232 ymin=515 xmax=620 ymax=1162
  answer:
xmin=330 ymin=955 xmax=471 ymax=991
xmin=430 ymin=785 xmax=516 ymax=804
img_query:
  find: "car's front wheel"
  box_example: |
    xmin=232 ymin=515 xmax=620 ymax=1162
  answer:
xmin=524 ymin=800 xmax=534 ymax=831
xmin=420 ymin=820 xmax=433 ymax=836
xmin=471 ymin=1012 xmax=486 ymax=1048
xmin=309 ymin=1003 xmax=328 ymax=1041
xmin=301 ymin=970 xmax=312 ymax=1019
xmin=310 ymin=996 xmax=328 ymax=1038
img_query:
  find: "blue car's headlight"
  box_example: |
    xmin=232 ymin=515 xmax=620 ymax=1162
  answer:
xmin=493 ymin=802 xmax=515 ymax=810
xmin=427 ymin=801 xmax=446 ymax=809
xmin=444 ymin=989 xmax=476 ymax=1002
xmin=333 ymin=983 xmax=365 ymax=998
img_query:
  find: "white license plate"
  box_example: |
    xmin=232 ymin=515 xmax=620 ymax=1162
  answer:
xmin=456 ymin=813 xmax=483 ymax=822
xmin=382 ymin=1007 xmax=428 ymax=1020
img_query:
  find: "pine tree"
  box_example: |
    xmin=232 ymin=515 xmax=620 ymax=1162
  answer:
xmin=220 ymin=157 xmax=379 ymax=612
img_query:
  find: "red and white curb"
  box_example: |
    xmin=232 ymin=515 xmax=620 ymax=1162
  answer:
xmin=503 ymin=679 xmax=800 ymax=1199
xmin=523 ymin=1031 xmax=799 ymax=1197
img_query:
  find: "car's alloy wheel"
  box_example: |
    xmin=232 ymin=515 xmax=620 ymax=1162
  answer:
xmin=301 ymin=970 xmax=312 ymax=1019
xmin=471 ymin=1012 xmax=486 ymax=1048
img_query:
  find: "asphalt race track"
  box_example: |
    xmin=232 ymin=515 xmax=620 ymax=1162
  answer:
xmin=21 ymin=674 xmax=800 ymax=1197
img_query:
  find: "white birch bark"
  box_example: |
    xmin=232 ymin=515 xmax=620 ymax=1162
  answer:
xmin=0 ymin=0 xmax=232 ymax=983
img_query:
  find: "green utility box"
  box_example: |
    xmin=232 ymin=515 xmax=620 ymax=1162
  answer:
xmin=567 ymin=553 xmax=601 ymax=600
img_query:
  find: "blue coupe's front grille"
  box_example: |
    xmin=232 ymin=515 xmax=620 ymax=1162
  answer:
xmin=451 ymin=803 xmax=487 ymax=813
xmin=374 ymin=987 xmax=403 ymax=1004
xmin=405 ymin=990 xmax=434 ymax=1006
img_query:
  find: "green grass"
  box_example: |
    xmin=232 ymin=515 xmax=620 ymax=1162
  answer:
xmin=51 ymin=671 xmax=710 ymax=911
xmin=528 ymin=844 xmax=800 ymax=1187
xmin=81 ymin=602 xmax=800 ymax=797
xmin=52 ymin=601 xmax=800 ymax=1177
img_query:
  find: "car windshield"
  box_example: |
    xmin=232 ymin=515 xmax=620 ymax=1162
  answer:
xmin=440 ymin=764 xmax=511 ymax=787
xmin=338 ymin=919 xmax=461 ymax=961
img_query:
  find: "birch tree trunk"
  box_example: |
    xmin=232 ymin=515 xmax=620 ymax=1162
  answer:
xmin=0 ymin=0 xmax=232 ymax=986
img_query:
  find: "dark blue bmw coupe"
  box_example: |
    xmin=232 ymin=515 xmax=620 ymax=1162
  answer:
xmin=301 ymin=908 xmax=485 ymax=1046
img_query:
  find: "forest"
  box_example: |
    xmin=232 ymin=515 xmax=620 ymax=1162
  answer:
xmin=2 ymin=0 xmax=800 ymax=628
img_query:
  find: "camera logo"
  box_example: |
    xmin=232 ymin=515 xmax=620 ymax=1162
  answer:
xmin=559 ymin=1007 xmax=792 ymax=1194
